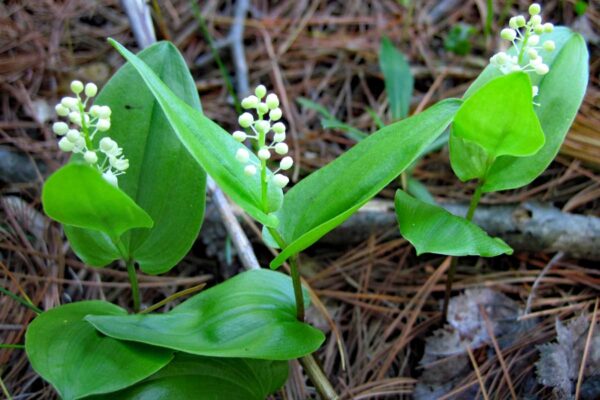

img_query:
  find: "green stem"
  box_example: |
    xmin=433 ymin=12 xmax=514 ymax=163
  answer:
xmin=0 ymin=373 xmax=12 ymax=400
xmin=466 ymin=184 xmax=483 ymax=222
xmin=0 ymin=287 xmax=41 ymax=314
xmin=126 ymin=259 xmax=140 ymax=313
xmin=0 ymin=344 xmax=24 ymax=349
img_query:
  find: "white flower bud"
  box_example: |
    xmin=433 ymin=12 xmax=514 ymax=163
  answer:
xmin=109 ymin=156 xmax=129 ymax=171
xmin=543 ymin=23 xmax=554 ymax=33
xmin=273 ymin=132 xmax=286 ymax=143
xmin=543 ymin=40 xmax=555 ymax=52
xmin=244 ymin=165 xmax=257 ymax=176
xmin=534 ymin=24 xmax=544 ymax=34
xmin=97 ymin=118 xmax=111 ymax=131
xmin=66 ymin=129 xmax=81 ymax=142
xmin=516 ymin=15 xmax=526 ymax=27
xmin=55 ymin=104 xmax=69 ymax=116
xmin=279 ymin=156 xmax=293 ymax=170
xmin=492 ymin=52 xmax=509 ymax=65
xmin=58 ymin=137 xmax=74 ymax=152
xmin=232 ymin=130 xmax=247 ymax=142
xmin=255 ymin=85 xmax=267 ymax=99
xmin=509 ymin=17 xmax=518 ymax=29
xmin=52 ymin=122 xmax=69 ymax=135
xmin=529 ymin=3 xmax=541 ymax=15
xmin=265 ymin=93 xmax=279 ymax=109
xmin=500 ymin=28 xmax=517 ymax=41
xmin=255 ymin=120 xmax=270 ymax=134
xmin=73 ymin=136 xmax=86 ymax=151
xmin=258 ymin=148 xmax=271 ymax=160
xmin=532 ymin=85 xmax=539 ymax=97
xmin=241 ymin=95 xmax=259 ymax=109
xmin=530 ymin=15 xmax=542 ymax=26
xmin=272 ymin=174 xmax=289 ymax=188
xmin=84 ymin=83 xmax=98 ymax=97
xmin=84 ymin=150 xmax=98 ymax=164
xmin=61 ymin=97 xmax=79 ymax=110
xmin=238 ymin=112 xmax=254 ymax=128
xmin=98 ymin=106 xmax=112 ymax=119
xmin=102 ymin=170 xmax=118 ymax=187
xmin=272 ymin=122 xmax=286 ymax=134
xmin=534 ymin=63 xmax=549 ymax=75
xmin=527 ymin=48 xmax=539 ymax=59
xmin=70 ymin=80 xmax=84 ymax=94
xmin=69 ymin=111 xmax=81 ymax=125
xmin=89 ymin=105 xmax=102 ymax=117
xmin=269 ymin=108 xmax=282 ymax=121
xmin=100 ymin=137 xmax=116 ymax=153
xmin=528 ymin=35 xmax=540 ymax=46
xmin=257 ymin=102 xmax=269 ymax=115
xmin=275 ymin=142 xmax=288 ymax=155
xmin=235 ymin=148 xmax=250 ymax=163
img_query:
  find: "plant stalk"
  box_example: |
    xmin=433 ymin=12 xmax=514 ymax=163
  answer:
xmin=300 ymin=354 xmax=339 ymax=400
xmin=289 ymin=255 xmax=305 ymax=321
xmin=126 ymin=259 xmax=141 ymax=313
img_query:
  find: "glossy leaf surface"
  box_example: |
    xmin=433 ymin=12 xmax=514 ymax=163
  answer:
xmin=109 ymin=39 xmax=282 ymax=227
xmin=25 ymin=301 xmax=172 ymax=400
xmin=42 ymin=164 xmax=153 ymax=242
xmin=380 ymin=37 xmax=414 ymax=120
xmin=65 ymin=42 xmax=206 ymax=274
xmin=270 ymin=99 xmax=461 ymax=268
xmin=87 ymin=269 xmax=324 ymax=360
xmin=92 ymin=354 xmax=288 ymax=400
xmin=395 ymin=190 xmax=513 ymax=257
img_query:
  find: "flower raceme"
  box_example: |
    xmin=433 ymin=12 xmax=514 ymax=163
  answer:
xmin=489 ymin=3 xmax=555 ymax=99
xmin=232 ymin=85 xmax=293 ymax=193
xmin=52 ymin=80 xmax=129 ymax=187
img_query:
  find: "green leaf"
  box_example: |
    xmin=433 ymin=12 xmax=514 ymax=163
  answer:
xmin=25 ymin=301 xmax=173 ymax=400
xmin=108 ymin=39 xmax=282 ymax=228
xmin=66 ymin=42 xmax=207 ymax=274
xmin=270 ymin=99 xmax=461 ymax=269
xmin=406 ymin=177 xmax=435 ymax=205
xmin=452 ymin=72 xmax=545 ymax=159
xmin=379 ymin=37 xmax=414 ymax=120
xmin=91 ymin=354 xmax=288 ymax=400
xmin=87 ymin=269 xmax=324 ymax=360
xmin=42 ymin=164 xmax=153 ymax=242
xmin=394 ymin=190 xmax=513 ymax=257
xmin=297 ymin=97 xmax=368 ymax=141
xmin=444 ymin=23 xmax=476 ymax=56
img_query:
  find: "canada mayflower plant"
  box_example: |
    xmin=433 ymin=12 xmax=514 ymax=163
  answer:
xmin=52 ymin=80 xmax=129 ymax=187
xmin=233 ymin=84 xmax=293 ymax=196
xmin=489 ymin=3 xmax=555 ymax=100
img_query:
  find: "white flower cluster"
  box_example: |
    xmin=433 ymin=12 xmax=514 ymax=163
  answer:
xmin=489 ymin=3 xmax=555 ymax=98
xmin=52 ymin=80 xmax=129 ymax=187
xmin=232 ymin=85 xmax=293 ymax=189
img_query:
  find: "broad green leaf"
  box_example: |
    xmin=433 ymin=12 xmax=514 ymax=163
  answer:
xmin=394 ymin=190 xmax=513 ymax=257
xmin=87 ymin=269 xmax=324 ymax=360
xmin=379 ymin=37 xmax=414 ymax=120
xmin=406 ymin=177 xmax=435 ymax=205
xmin=91 ymin=354 xmax=288 ymax=400
xmin=108 ymin=39 xmax=282 ymax=227
xmin=270 ymin=99 xmax=461 ymax=269
xmin=25 ymin=301 xmax=173 ymax=400
xmin=452 ymin=72 xmax=545 ymax=159
xmin=66 ymin=42 xmax=206 ymax=274
xmin=42 ymin=164 xmax=153 ymax=243
xmin=64 ymin=227 xmax=121 ymax=266
xmin=448 ymin=133 xmax=490 ymax=182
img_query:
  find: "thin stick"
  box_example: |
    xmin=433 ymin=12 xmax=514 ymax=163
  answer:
xmin=480 ymin=306 xmax=518 ymax=400
xmin=139 ymin=283 xmax=206 ymax=314
xmin=465 ymin=345 xmax=490 ymax=400
xmin=524 ymin=251 xmax=564 ymax=315
xmin=575 ymin=298 xmax=599 ymax=400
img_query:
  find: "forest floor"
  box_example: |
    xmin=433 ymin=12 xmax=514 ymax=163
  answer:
xmin=1 ymin=0 xmax=599 ymax=399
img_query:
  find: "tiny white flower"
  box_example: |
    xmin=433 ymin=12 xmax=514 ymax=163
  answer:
xmin=530 ymin=15 xmax=542 ymax=26
xmin=501 ymin=28 xmax=517 ymax=41
xmin=534 ymin=63 xmax=549 ymax=75
xmin=84 ymin=83 xmax=98 ymax=97
xmin=70 ymin=80 xmax=84 ymax=94
xmin=543 ymin=40 xmax=555 ymax=52
xmin=272 ymin=174 xmax=289 ymax=188
xmin=258 ymin=148 xmax=271 ymax=160
xmin=528 ymin=34 xmax=540 ymax=46
xmin=90 ymin=105 xmax=102 ymax=117
xmin=109 ymin=156 xmax=129 ymax=171
xmin=241 ymin=95 xmax=259 ymax=109
xmin=99 ymin=137 xmax=117 ymax=153
xmin=273 ymin=132 xmax=286 ymax=143
xmin=66 ymin=129 xmax=81 ymax=142
xmin=279 ymin=156 xmax=293 ymax=170
xmin=52 ymin=122 xmax=69 ymax=136
xmin=58 ymin=137 xmax=74 ymax=152
xmin=272 ymin=122 xmax=286 ymax=134
xmin=532 ymin=85 xmax=539 ymax=97
xmin=534 ymin=24 xmax=544 ymax=34
xmin=244 ymin=165 xmax=257 ymax=176
xmin=55 ymin=104 xmax=69 ymax=116
xmin=257 ymin=102 xmax=269 ymax=115
xmin=97 ymin=118 xmax=111 ymax=131
xmin=73 ymin=136 xmax=86 ymax=152
xmin=269 ymin=108 xmax=282 ymax=121
xmin=543 ymin=23 xmax=554 ymax=33
xmin=265 ymin=93 xmax=279 ymax=109
xmin=275 ymin=142 xmax=288 ymax=155
xmin=69 ymin=111 xmax=81 ymax=125
xmin=238 ymin=112 xmax=254 ymax=128
xmin=255 ymin=85 xmax=267 ymax=99
xmin=84 ymin=150 xmax=98 ymax=164
xmin=235 ymin=148 xmax=250 ymax=163
xmin=61 ymin=97 xmax=79 ymax=110
xmin=529 ymin=3 xmax=541 ymax=16
xmin=98 ymin=106 xmax=112 ymax=119
xmin=102 ymin=170 xmax=119 ymax=187
xmin=516 ymin=15 xmax=526 ymax=27
xmin=509 ymin=17 xmax=518 ymax=29
xmin=255 ymin=120 xmax=270 ymax=133
xmin=232 ymin=130 xmax=247 ymax=142
xmin=527 ymin=48 xmax=539 ymax=59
